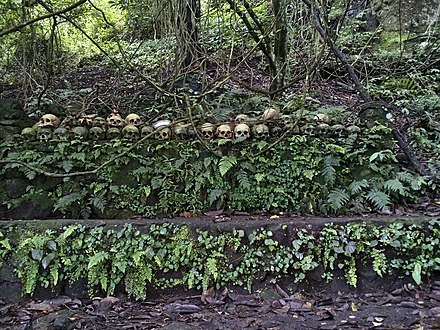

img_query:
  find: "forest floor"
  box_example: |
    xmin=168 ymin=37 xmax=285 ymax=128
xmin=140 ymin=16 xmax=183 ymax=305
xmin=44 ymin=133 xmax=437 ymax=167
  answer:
xmin=1 ymin=279 xmax=440 ymax=330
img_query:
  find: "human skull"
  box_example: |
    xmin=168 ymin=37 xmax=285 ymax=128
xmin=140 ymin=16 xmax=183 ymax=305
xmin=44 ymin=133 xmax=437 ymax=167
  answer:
xmin=217 ymin=124 xmax=233 ymax=139
xmin=235 ymin=114 xmax=250 ymax=123
xmin=21 ymin=127 xmax=37 ymax=140
xmin=173 ymin=124 xmax=188 ymax=140
xmin=316 ymin=123 xmax=330 ymax=135
xmin=38 ymin=114 xmax=60 ymax=128
xmin=234 ymin=123 xmax=250 ymax=140
xmin=71 ymin=127 xmax=88 ymax=141
xmin=252 ymin=124 xmax=270 ymax=139
xmin=155 ymin=127 xmax=171 ymax=140
xmin=301 ymin=124 xmax=315 ymax=135
xmin=314 ymin=113 xmax=330 ymax=124
xmin=36 ymin=127 xmax=53 ymax=142
xmin=346 ymin=125 xmax=361 ymax=134
xmin=140 ymin=125 xmax=154 ymax=138
xmin=125 ymin=113 xmax=142 ymax=127
xmin=106 ymin=127 xmax=121 ymax=140
xmin=122 ymin=124 xmax=139 ymax=140
xmin=78 ymin=115 xmax=94 ymax=128
xmin=107 ymin=113 xmax=124 ymax=128
xmin=331 ymin=124 xmax=346 ymax=137
xmin=280 ymin=114 xmax=295 ymax=126
xmin=92 ymin=117 xmax=107 ymax=130
xmin=261 ymin=107 xmax=279 ymax=121
xmin=200 ymin=123 xmax=215 ymax=139
xmin=89 ymin=127 xmax=105 ymax=141
xmin=53 ymin=127 xmax=70 ymax=141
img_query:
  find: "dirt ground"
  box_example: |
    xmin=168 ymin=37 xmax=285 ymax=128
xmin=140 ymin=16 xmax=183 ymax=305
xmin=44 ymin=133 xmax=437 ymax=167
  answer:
xmin=1 ymin=280 xmax=440 ymax=330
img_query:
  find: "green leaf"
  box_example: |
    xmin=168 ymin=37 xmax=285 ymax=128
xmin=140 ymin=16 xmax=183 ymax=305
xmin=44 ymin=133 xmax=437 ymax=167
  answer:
xmin=62 ymin=225 xmax=77 ymax=239
xmin=255 ymin=173 xmax=264 ymax=183
xmin=31 ymin=249 xmax=43 ymax=261
xmin=348 ymin=180 xmax=369 ymax=195
xmin=142 ymin=186 xmax=151 ymax=198
xmin=61 ymin=160 xmax=74 ymax=173
xmin=412 ymin=262 xmax=422 ymax=285
xmin=204 ymin=157 xmax=212 ymax=169
xmin=42 ymin=253 xmax=55 ymax=269
xmin=257 ymin=141 xmax=268 ymax=151
xmin=208 ymin=189 xmax=224 ymax=205
xmin=237 ymin=172 xmax=251 ymax=190
xmin=24 ymin=168 xmax=36 ymax=180
xmin=47 ymin=241 xmax=57 ymax=251
xmin=304 ymin=170 xmax=315 ymax=180
xmin=54 ymin=192 xmax=85 ymax=213
xmin=219 ymin=156 xmax=237 ymax=176
xmin=322 ymin=155 xmax=339 ymax=185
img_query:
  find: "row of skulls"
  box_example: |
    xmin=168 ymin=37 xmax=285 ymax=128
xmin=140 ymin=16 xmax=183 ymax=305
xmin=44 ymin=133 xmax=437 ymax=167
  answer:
xmin=21 ymin=108 xmax=362 ymax=142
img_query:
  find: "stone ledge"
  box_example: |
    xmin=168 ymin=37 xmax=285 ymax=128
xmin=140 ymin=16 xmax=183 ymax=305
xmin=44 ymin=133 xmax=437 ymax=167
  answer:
xmin=0 ymin=215 xmax=438 ymax=303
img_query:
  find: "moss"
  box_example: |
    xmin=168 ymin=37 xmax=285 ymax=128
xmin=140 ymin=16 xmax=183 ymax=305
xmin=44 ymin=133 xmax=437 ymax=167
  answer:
xmin=378 ymin=31 xmax=410 ymax=51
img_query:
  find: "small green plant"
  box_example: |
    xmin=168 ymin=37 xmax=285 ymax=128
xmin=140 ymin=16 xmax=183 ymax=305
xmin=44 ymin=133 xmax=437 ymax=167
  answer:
xmin=3 ymin=219 xmax=439 ymax=298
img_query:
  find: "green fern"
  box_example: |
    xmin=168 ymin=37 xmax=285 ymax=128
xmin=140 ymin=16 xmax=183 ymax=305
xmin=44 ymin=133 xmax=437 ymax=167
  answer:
xmin=54 ymin=192 xmax=86 ymax=213
xmin=366 ymin=190 xmax=390 ymax=210
xmin=322 ymin=155 xmax=339 ymax=185
xmin=89 ymin=192 xmax=107 ymax=213
xmin=384 ymin=179 xmax=406 ymax=196
xmin=396 ymin=171 xmax=415 ymax=183
xmin=219 ymin=156 xmax=237 ymax=176
xmin=237 ymin=172 xmax=251 ymax=190
xmin=327 ymin=189 xmax=350 ymax=211
xmin=348 ymin=179 xmax=369 ymax=195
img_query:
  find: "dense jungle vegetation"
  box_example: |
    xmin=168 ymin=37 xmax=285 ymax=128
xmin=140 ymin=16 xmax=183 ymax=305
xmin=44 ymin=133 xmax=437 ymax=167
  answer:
xmin=0 ymin=0 xmax=439 ymax=218
xmin=1 ymin=0 xmax=440 ymax=305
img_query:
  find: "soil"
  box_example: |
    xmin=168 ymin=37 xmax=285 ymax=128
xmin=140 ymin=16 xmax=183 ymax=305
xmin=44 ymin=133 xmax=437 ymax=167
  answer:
xmin=1 ymin=280 xmax=440 ymax=330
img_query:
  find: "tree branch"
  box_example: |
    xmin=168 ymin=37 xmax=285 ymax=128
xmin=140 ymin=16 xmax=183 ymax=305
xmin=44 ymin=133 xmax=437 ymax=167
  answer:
xmin=0 ymin=0 xmax=87 ymax=38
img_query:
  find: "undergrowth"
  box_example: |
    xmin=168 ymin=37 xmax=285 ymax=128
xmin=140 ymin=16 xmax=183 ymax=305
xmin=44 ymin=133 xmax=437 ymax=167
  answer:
xmin=0 ymin=122 xmax=434 ymax=218
xmin=1 ymin=220 xmax=439 ymax=299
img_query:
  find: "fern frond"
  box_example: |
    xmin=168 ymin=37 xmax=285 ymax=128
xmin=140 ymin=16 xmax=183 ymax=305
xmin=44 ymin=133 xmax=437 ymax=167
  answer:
xmin=366 ymin=190 xmax=390 ymax=210
xmin=322 ymin=155 xmax=339 ymax=185
xmin=396 ymin=171 xmax=415 ymax=183
xmin=54 ymin=192 xmax=85 ymax=212
xmin=219 ymin=156 xmax=237 ymax=176
xmin=384 ymin=179 xmax=406 ymax=195
xmin=327 ymin=188 xmax=350 ymax=211
xmin=348 ymin=179 xmax=369 ymax=195
xmin=237 ymin=172 xmax=251 ymax=190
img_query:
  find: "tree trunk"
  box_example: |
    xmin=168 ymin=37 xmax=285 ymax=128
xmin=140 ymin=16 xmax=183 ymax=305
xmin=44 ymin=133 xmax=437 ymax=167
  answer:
xmin=176 ymin=0 xmax=202 ymax=71
xmin=271 ymin=0 xmax=288 ymax=96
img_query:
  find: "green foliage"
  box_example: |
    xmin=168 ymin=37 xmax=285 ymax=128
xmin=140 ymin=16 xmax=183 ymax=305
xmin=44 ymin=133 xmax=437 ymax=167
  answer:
xmin=0 ymin=231 xmax=12 ymax=267
xmin=3 ymin=219 xmax=440 ymax=298
xmin=0 ymin=120 xmax=433 ymax=218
